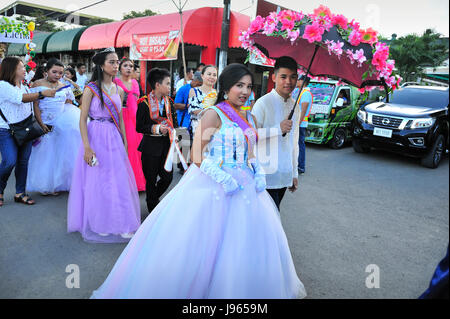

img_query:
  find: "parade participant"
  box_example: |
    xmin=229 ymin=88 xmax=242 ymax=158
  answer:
xmin=296 ymin=74 xmax=313 ymax=175
xmin=91 ymin=63 xmax=306 ymax=299
xmin=0 ymin=57 xmax=56 ymax=207
xmin=76 ymin=63 xmax=88 ymax=91
xmin=114 ymin=57 xmax=146 ymax=191
xmin=132 ymin=65 xmax=144 ymax=96
xmin=187 ymin=65 xmax=218 ymax=134
xmin=175 ymin=67 xmax=194 ymax=92
xmin=135 ymin=68 xmax=178 ymax=214
xmin=173 ymin=71 xmax=203 ymax=174
xmin=196 ymin=62 xmax=205 ymax=72
xmin=251 ymin=56 xmax=300 ymax=210
xmin=62 ymin=67 xmax=83 ymax=106
xmin=67 ymin=48 xmax=141 ymax=243
xmin=26 ymin=58 xmax=81 ymax=196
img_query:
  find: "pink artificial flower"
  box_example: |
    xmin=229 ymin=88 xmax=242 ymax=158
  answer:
xmin=348 ymin=19 xmax=360 ymax=31
xmin=331 ymin=41 xmax=344 ymax=57
xmin=287 ymin=29 xmax=300 ymax=43
xmin=372 ymin=42 xmax=390 ymax=71
xmin=332 ymin=14 xmax=348 ymax=29
xmin=262 ymin=21 xmax=277 ymax=35
xmin=313 ymin=5 xmax=332 ymax=18
xmin=346 ymin=49 xmax=355 ymax=64
xmin=292 ymin=11 xmax=305 ymax=22
xmin=353 ymin=49 xmax=367 ymax=67
xmin=302 ymin=22 xmax=325 ymax=43
xmin=281 ymin=18 xmax=295 ymax=31
xmin=348 ymin=29 xmax=362 ymax=46
xmin=361 ymin=28 xmax=378 ymax=45
xmin=249 ymin=16 xmax=265 ymax=34
xmin=358 ymin=88 xmax=366 ymax=94
xmin=313 ymin=15 xmax=333 ymax=31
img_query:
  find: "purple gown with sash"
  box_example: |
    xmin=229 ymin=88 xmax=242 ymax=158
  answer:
xmin=67 ymin=84 xmax=141 ymax=243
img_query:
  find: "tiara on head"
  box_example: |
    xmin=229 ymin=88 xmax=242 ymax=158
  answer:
xmin=99 ymin=47 xmax=115 ymax=54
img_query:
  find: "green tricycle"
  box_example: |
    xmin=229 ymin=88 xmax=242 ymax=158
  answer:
xmin=304 ymin=80 xmax=365 ymax=149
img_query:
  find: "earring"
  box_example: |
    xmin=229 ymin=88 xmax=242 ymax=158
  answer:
xmin=224 ymin=93 xmax=228 ymax=100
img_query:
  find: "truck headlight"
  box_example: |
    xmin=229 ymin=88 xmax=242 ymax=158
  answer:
xmin=357 ymin=109 xmax=367 ymax=122
xmin=410 ymin=118 xmax=435 ymax=129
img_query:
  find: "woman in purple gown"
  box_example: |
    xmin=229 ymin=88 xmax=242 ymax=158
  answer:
xmin=67 ymin=48 xmax=141 ymax=243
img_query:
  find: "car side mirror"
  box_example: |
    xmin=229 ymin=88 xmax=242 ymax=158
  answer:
xmin=335 ymin=98 xmax=344 ymax=107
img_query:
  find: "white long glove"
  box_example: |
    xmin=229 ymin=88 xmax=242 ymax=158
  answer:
xmin=200 ymin=157 xmax=240 ymax=195
xmin=249 ymin=158 xmax=266 ymax=193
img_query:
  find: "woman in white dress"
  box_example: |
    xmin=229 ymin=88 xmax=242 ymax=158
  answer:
xmin=91 ymin=64 xmax=306 ymax=299
xmin=26 ymin=58 xmax=81 ymax=195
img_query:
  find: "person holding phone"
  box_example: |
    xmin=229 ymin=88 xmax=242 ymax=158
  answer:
xmin=67 ymin=48 xmax=141 ymax=243
xmin=26 ymin=58 xmax=81 ymax=196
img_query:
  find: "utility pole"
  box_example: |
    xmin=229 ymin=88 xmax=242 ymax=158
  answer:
xmin=218 ymin=0 xmax=231 ymax=79
xmin=172 ymin=0 xmax=188 ymax=83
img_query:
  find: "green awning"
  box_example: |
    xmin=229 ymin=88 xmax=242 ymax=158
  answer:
xmin=46 ymin=27 xmax=87 ymax=53
xmin=33 ymin=32 xmax=52 ymax=54
xmin=6 ymin=42 xmax=26 ymax=56
xmin=427 ymin=74 xmax=449 ymax=81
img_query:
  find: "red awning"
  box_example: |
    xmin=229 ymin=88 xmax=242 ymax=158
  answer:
xmin=115 ymin=7 xmax=250 ymax=49
xmin=78 ymin=20 xmax=128 ymax=50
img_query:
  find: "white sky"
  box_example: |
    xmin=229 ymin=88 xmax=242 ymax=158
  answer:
xmin=1 ymin=0 xmax=448 ymax=37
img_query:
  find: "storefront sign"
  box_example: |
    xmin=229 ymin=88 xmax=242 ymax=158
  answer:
xmin=130 ymin=30 xmax=180 ymax=61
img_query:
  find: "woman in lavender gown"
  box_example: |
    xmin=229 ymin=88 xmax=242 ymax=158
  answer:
xmin=67 ymin=48 xmax=141 ymax=243
xmin=91 ymin=64 xmax=306 ymax=298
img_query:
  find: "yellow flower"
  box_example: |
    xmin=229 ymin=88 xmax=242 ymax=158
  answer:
xmin=27 ymin=22 xmax=35 ymax=31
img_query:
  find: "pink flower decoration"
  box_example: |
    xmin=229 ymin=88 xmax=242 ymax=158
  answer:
xmin=348 ymin=29 xmax=362 ymax=46
xmin=302 ymin=22 xmax=325 ymax=43
xmin=331 ymin=41 xmax=344 ymax=57
xmin=353 ymin=49 xmax=367 ymax=67
xmin=332 ymin=14 xmax=348 ymax=29
xmin=313 ymin=5 xmax=332 ymax=18
xmin=349 ymin=19 xmax=360 ymax=31
xmin=287 ymin=29 xmax=300 ymax=43
xmin=358 ymin=88 xmax=366 ymax=94
xmin=313 ymin=15 xmax=333 ymax=32
xmin=249 ymin=16 xmax=265 ymax=34
xmin=361 ymin=28 xmax=378 ymax=45
xmin=262 ymin=21 xmax=277 ymax=35
xmin=281 ymin=18 xmax=295 ymax=31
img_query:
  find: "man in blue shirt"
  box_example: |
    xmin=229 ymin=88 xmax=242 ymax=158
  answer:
xmin=296 ymin=75 xmax=313 ymax=174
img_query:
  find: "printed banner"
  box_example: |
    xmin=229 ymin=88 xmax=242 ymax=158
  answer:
xmin=130 ymin=30 xmax=180 ymax=61
xmin=249 ymin=49 xmax=275 ymax=67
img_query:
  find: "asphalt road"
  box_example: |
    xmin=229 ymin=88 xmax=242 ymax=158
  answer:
xmin=0 ymin=142 xmax=448 ymax=299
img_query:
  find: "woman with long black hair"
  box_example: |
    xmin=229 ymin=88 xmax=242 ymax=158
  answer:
xmin=67 ymin=48 xmax=141 ymax=243
xmin=91 ymin=63 xmax=306 ymax=299
xmin=26 ymin=58 xmax=81 ymax=195
xmin=0 ymin=57 xmax=56 ymax=206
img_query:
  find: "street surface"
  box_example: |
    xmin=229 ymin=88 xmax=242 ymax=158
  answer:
xmin=0 ymin=143 xmax=448 ymax=298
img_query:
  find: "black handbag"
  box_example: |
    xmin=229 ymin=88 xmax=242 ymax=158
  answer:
xmin=0 ymin=99 xmax=47 ymax=147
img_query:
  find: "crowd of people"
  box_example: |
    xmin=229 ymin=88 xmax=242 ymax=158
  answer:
xmin=0 ymin=48 xmax=316 ymax=299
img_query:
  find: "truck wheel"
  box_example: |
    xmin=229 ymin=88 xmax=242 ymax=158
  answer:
xmin=420 ymin=134 xmax=445 ymax=169
xmin=329 ymin=128 xmax=346 ymax=149
xmin=352 ymin=138 xmax=371 ymax=153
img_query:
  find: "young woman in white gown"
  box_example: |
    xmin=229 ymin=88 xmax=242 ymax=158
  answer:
xmin=91 ymin=63 xmax=306 ymax=299
xmin=26 ymin=58 xmax=81 ymax=195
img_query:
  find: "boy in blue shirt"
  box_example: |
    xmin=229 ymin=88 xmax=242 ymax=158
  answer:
xmin=296 ymin=75 xmax=313 ymax=174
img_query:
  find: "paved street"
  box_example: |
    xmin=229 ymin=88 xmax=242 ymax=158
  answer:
xmin=0 ymin=143 xmax=448 ymax=299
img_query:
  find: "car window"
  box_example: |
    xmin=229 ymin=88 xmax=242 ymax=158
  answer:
xmin=309 ymin=83 xmax=335 ymax=106
xmin=388 ymin=88 xmax=449 ymax=109
xmin=337 ymin=89 xmax=351 ymax=105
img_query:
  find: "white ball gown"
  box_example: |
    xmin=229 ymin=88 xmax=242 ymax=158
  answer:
xmin=26 ymin=86 xmax=81 ymax=193
xmin=91 ymin=105 xmax=306 ymax=299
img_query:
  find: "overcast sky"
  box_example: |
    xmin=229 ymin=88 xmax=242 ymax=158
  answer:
xmin=1 ymin=0 xmax=448 ymax=37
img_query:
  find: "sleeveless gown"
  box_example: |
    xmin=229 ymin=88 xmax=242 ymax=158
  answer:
xmin=113 ymin=78 xmax=146 ymax=191
xmin=26 ymin=86 xmax=81 ymax=193
xmin=91 ymin=106 xmax=306 ymax=298
xmin=67 ymin=90 xmax=141 ymax=243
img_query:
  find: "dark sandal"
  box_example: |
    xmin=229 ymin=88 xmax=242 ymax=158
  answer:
xmin=14 ymin=194 xmax=35 ymax=205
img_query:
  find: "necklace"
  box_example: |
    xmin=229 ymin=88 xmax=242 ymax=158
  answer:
xmin=102 ymin=82 xmax=114 ymax=95
xmin=46 ymin=79 xmax=58 ymax=89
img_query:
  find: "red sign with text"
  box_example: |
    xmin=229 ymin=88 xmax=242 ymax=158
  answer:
xmin=130 ymin=31 xmax=180 ymax=61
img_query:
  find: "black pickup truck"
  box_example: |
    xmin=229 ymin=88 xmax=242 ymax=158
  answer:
xmin=352 ymin=85 xmax=449 ymax=168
